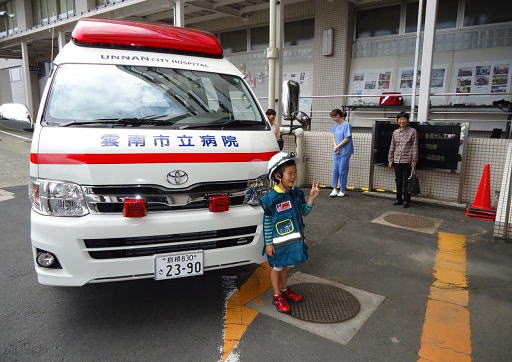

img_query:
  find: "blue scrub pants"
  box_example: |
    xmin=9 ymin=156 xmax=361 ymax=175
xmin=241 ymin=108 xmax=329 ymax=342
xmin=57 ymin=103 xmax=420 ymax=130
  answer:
xmin=332 ymin=154 xmax=351 ymax=191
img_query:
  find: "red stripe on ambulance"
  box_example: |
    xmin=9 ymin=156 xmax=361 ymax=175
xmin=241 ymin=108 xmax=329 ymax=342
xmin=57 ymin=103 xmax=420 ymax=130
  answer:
xmin=30 ymin=152 xmax=277 ymax=164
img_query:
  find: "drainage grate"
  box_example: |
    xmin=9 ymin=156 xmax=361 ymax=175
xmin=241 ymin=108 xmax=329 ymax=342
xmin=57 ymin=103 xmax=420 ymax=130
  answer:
xmin=383 ymin=213 xmax=435 ymax=229
xmin=288 ymin=283 xmax=360 ymax=323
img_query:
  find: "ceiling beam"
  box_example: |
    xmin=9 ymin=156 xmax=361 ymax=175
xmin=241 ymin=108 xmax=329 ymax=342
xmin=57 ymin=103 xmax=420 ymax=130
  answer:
xmin=212 ymin=0 xmax=248 ymax=8
xmin=185 ymin=12 xmax=229 ymax=25
xmin=239 ymin=0 xmax=308 ymax=15
xmin=187 ymin=1 xmax=246 ymax=19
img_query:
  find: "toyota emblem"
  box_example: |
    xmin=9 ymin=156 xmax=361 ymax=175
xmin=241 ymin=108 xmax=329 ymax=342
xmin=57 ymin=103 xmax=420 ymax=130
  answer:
xmin=166 ymin=170 xmax=189 ymax=185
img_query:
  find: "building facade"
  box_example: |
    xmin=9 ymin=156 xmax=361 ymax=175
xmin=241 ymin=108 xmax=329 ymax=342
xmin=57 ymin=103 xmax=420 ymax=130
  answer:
xmin=1 ymin=0 xmax=511 ymax=208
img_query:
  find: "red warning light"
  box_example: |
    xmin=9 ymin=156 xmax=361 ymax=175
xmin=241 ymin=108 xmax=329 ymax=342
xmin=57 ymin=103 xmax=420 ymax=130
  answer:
xmin=72 ymin=18 xmax=223 ymax=57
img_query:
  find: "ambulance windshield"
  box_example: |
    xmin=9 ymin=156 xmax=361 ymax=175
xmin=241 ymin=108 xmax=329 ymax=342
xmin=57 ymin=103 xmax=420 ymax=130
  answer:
xmin=44 ymin=64 xmax=266 ymax=130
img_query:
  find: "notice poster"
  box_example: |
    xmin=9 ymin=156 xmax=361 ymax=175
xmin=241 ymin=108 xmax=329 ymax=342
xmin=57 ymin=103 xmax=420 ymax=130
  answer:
xmin=454 ymin=62 xmax=511 ymax=94
xmin=492 ymin=64 xmax=510 ymax=93
xmin=399 ymin=66 xmax=447 ymax=94
xmin=350 ymin=69 xmax=393 ymax=96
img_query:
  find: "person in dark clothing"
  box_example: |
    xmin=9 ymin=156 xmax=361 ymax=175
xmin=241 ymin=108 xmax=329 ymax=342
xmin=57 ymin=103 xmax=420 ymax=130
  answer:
xmin=388 ymin=112 xmax=418 ymax=208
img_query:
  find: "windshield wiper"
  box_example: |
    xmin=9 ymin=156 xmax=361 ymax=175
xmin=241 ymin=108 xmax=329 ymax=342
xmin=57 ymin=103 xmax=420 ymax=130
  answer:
xmin=59 ymin=114 xmax=187 ymax=127
xmin=177 ymin=120 xmax=264 ymax=130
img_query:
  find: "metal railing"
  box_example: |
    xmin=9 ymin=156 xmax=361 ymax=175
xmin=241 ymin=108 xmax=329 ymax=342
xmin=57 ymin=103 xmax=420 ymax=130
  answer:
xmin=258 ymin=91 xmax=512 ymax=137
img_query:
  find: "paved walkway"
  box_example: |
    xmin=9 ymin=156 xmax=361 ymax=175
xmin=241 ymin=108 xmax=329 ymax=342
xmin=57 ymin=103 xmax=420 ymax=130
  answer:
xmin=223 ymin=190 xmax=512 ymax=362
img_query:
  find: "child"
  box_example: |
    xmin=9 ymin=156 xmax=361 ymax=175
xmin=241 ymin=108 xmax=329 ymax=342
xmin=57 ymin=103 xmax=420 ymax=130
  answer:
xmin=260 ymin=152 xmax=320 ymax=313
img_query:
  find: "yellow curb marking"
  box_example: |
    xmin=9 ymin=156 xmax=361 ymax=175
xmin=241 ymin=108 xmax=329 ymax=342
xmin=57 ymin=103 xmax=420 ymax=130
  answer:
xmin=418 ymin=232 xmax=471 ymax=362
xmin=222 ymin=263 xmax=272 ymax=361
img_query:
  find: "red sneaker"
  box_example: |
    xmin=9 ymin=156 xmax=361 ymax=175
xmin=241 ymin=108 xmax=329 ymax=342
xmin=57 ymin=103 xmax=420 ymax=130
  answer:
xmin=272 ymin=295 xmax=291 ymax=313
xmin=281 ymin=287 xmax=304 ymax=303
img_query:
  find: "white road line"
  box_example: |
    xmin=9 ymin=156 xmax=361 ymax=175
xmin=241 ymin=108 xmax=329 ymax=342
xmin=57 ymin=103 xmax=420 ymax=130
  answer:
xmin=0 ymin=189 xmax=15 ymax=202
xmin=0 ymin=130 xmax=32 ymax=141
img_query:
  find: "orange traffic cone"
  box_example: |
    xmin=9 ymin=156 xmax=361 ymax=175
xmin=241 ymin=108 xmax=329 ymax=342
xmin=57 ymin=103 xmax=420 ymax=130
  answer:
xmin=465 ymin=164 xmax=496 ymax=221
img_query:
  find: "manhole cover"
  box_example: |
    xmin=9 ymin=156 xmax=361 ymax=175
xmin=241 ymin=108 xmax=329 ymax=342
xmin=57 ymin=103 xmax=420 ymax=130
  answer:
xmin=288 ymin=283 xmax=360 ymax=323
xmin=383 ymin=213 xmax=435 ymax=229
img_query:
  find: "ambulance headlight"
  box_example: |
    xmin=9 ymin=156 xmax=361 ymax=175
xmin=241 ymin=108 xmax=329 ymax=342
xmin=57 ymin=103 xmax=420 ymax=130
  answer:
xmin=29 ymin=179 xmax=89 ymax=216
xmin=244 ymin=175 xmax=272 ymax=206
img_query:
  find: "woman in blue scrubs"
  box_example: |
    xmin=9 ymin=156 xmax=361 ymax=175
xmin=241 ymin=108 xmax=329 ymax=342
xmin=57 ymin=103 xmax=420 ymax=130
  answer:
xmin=330 ymin=108 xmax=354 ymax=197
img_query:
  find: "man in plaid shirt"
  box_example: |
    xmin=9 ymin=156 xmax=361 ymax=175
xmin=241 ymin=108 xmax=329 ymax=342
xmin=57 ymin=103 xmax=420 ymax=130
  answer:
xmin=388 ymin=112 xmax=418 ymax=208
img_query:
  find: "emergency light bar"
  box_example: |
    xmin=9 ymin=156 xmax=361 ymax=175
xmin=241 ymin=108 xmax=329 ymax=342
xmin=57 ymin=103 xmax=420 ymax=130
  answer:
xmin=71 ymin=18 xmax=223 ymax=58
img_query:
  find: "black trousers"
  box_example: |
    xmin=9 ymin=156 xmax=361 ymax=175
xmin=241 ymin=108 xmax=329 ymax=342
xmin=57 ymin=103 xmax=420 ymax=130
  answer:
xmin=394 ymin=163 xmax=412 ymax=203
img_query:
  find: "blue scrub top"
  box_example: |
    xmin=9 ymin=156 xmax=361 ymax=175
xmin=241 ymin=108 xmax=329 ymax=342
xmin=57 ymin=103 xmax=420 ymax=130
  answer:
xmin=331 ymin=122 xmax=354 ymax=157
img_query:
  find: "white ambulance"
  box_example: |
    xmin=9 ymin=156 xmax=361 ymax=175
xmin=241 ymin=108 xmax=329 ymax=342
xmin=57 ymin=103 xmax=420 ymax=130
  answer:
xmin=24 ymin=18 xmax=277 ymax=286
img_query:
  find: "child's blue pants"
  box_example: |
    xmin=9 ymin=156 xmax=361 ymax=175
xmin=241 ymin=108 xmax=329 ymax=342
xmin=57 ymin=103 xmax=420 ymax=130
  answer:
xmin=332 ymin=154 xmax=351 ymax=191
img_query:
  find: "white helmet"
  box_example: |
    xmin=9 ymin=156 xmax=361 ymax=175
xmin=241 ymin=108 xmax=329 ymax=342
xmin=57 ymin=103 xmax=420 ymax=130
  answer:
xmin=267 ymin=152 xmax=298 ymax=181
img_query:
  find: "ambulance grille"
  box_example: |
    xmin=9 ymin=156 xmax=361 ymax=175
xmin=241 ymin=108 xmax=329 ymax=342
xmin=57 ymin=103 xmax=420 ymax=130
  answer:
xmin=84 ymin=225 xmax=257 ymax=259
xmin=82 ymin=182 xmax=248 ymax=214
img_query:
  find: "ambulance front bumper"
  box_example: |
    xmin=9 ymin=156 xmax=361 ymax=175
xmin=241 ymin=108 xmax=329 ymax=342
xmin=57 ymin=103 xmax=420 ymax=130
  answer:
xmin=30 ymin=206 xmax=266 ymax=286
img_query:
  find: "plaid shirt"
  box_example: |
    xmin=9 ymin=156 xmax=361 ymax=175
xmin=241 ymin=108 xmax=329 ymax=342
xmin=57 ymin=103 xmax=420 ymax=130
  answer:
xmin=388 ymin=126 xmax=418 ymax=164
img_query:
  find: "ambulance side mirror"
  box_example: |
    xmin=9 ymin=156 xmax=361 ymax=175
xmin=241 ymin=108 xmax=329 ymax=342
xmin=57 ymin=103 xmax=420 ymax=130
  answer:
xmin=0 ymin=103 xmax=33 ymax=132
xmin=281 ymin=80 xmax=299 ymax=120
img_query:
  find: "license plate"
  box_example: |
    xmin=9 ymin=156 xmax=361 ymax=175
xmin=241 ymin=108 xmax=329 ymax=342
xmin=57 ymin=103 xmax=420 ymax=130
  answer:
xmin=154 ymin=250 xmax=204 ymax=280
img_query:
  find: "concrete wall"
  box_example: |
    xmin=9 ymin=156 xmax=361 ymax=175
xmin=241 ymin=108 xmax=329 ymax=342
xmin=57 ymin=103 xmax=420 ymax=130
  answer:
xmin=0 ymin=69 xmax=13 ymax=104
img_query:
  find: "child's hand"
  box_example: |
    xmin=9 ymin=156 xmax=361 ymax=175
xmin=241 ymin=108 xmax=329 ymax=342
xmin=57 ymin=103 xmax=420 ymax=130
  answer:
xmin=308 ymin=180 xmax=320 ymax=204
xmin=266 ymin=244 xmax=275 ymax=257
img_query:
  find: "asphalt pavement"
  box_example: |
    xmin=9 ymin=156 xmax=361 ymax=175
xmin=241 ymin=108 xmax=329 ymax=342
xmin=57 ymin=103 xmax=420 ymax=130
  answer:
xmin=1 ymin=128 xmax=511 ymax=361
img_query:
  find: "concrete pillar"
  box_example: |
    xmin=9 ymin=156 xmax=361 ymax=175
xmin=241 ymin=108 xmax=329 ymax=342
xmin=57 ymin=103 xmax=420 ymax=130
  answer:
xmin=20 ymin=41 xmax=34 ymax=116
xmin=267 ymin=0 xmax=278 ymax=112
xmin=57 ymin=31 xmax=66 ymax=50
xmin=174 ymin=0 xmax=184 ymax=27
xmin=417 ymin=0 xmax=438 ymax=123
xmin=312 ymin=0 xmax=352 ymax=131
xmin=410 ymin=0 xmax=424 ymax=123
xmin=274 ymin=0 xmax=284 ymax=121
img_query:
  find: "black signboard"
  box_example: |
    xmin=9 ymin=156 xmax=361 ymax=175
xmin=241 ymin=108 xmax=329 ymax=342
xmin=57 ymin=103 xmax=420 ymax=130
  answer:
xmin=374 ymin=121 xmax=461 ymax=170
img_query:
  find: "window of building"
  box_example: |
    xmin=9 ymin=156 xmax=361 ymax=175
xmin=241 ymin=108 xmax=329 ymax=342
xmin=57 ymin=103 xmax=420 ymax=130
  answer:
xmin=405 ymin=0 xmax=458 ymax=33
xmin=0 ymin=0 xmax=17 ymax=37
xmin=284 ymin=18 xmax=314 ymax=46
xmin=32 ymin=0 xmax=75 ymax=24
xmin=221 ymin=29 xmax=247 ymax=54
xmin=250 ymin=26 xmax=269 ymax=51
xmin=356 ymin=5 xmax=401 ymax=38
xmin=463 ymin=0 xmax=512 ymax=27
xmin=435 ymin=0 xmax=458 ymax=29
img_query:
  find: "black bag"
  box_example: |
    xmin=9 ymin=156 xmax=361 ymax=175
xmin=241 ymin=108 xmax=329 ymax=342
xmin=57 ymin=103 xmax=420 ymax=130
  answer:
xmin=406 ymin=170 xmax=420 ymax=195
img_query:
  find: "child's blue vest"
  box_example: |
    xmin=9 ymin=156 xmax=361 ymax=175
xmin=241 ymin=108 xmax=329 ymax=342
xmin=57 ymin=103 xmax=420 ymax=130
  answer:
xmin=260 ymin=188 xmax=308 ymax=267
xmin=260 ymin=188 xmax=306 ymax=247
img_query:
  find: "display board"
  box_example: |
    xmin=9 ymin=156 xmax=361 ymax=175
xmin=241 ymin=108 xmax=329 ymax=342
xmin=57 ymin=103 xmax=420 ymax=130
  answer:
xmin=398 ymin=66 xmax=448 ymax=94
xmin=373 ymin=122 xmax=462 ymax=170
xmin=454 ymin=61 xmax=511 ymax=94
xmin=350 ymin=69 xmax=393 ymax=96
